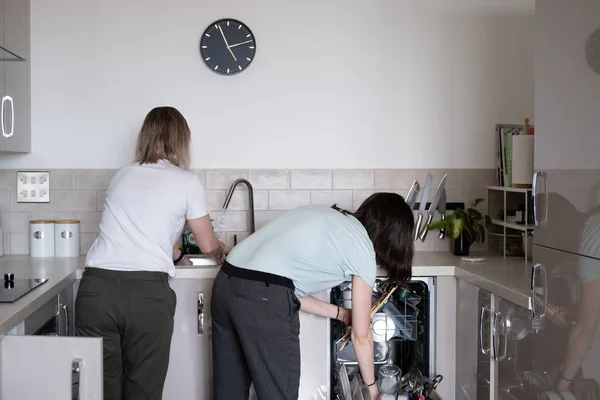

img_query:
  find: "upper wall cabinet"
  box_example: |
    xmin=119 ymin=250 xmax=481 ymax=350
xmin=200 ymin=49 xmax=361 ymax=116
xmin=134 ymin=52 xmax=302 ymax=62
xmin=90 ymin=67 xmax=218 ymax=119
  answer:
xmin=0 ymin=0 xmax=31 ymax=153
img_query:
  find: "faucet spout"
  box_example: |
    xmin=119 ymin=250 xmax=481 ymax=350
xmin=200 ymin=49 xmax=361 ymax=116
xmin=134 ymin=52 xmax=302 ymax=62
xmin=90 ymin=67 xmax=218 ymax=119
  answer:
xmin=223 ymin=179 xmax=256 ymax=234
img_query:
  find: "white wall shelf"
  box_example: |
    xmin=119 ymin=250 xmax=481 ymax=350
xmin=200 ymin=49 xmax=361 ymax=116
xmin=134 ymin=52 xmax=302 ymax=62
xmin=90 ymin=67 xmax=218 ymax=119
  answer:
xmin=486 ymin=186 xmax=533 ymax=262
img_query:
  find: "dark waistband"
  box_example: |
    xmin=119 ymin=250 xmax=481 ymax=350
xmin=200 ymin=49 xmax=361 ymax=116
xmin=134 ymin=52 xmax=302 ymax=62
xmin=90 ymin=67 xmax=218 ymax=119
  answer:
xmin=83 ymin=267 xmax=169 ymax=283
xmin=221 ymin=261 xmax=294 ymax=290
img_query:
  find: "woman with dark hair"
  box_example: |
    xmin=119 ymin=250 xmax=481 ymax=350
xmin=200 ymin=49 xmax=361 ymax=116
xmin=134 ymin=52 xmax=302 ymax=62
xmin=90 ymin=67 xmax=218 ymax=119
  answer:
xmin=211 ymin=192 xmax=414 ymax=400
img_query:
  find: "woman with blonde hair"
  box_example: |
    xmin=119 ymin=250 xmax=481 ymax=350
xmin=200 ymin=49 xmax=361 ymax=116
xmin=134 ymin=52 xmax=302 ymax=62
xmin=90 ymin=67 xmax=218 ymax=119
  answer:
xmin=75 ymin=106 xmax=224 ymax=400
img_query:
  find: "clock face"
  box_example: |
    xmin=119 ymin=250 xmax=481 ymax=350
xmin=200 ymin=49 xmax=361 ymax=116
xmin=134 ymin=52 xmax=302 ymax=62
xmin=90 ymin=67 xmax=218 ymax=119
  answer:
xmin=586 ymin=28 xmax=600 ymax=76
xmin=200 ymin=19 xmax=256 ymax=75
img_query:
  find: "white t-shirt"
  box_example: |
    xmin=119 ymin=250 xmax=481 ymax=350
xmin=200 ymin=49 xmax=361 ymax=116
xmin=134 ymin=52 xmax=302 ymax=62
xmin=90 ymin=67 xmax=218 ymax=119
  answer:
xmin=86 ymin=160 xmax=208 ymax=277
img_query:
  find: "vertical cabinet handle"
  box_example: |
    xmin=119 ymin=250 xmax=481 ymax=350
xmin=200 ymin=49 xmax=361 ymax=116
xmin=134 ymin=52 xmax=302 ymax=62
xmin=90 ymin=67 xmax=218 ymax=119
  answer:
xmin=1 ymin=95 xmax=12 ymax=138
xmin=532 ymin=171 xmax=549 ymax=227
xmin=1 ymin=95 xmax=13 ymax=138
xmin=54 ymin=303 xmax=69 ymax=336
xmin=479 ymin=306 xmax=490 ymax=354
xmin=492 ymin=312 xmax=508 ymax=362
xmin=531 ymin=263 xmax=548 ymax=322
xmin=72 ymin=357 xmax=82 ymax=400
xmin=198 ymin=292 xmax=204 ymax=335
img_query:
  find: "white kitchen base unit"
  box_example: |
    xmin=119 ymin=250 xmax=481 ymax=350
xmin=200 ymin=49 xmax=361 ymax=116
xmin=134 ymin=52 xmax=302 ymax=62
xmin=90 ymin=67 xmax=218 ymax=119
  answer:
xmin=0 ymin=335 xmax=103 ymax=399
xmin=162 ymin=277 xmax=330 ymax=400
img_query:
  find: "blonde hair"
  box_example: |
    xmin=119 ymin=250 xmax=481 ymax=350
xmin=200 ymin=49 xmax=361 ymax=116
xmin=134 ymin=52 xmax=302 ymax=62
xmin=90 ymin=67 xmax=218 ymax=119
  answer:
xmin=135 ymin=106 xmax=191 ymax=169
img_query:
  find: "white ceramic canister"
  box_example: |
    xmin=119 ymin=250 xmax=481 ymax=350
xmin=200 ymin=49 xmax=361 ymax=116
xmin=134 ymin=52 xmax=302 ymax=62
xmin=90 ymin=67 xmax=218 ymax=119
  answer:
xmin=54 ymin=220 xmax=80 ymax=258
xmin=30 ymin=220 xmax=55 ymax=257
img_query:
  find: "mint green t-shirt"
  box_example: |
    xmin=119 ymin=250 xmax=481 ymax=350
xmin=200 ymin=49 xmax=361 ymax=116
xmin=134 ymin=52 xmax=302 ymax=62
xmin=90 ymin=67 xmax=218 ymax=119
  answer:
xmin=226 ymin=205 xmax=377 ymax=297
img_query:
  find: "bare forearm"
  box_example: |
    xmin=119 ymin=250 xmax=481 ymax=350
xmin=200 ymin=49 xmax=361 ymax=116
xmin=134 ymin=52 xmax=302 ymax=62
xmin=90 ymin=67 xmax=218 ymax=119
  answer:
xmin=561 ymin=325 xmax=595 ymax=380
xmin=353 ymin=335 xmax=375 ymax=386
xmin=299 ymin=296 xmax=339 ymax=319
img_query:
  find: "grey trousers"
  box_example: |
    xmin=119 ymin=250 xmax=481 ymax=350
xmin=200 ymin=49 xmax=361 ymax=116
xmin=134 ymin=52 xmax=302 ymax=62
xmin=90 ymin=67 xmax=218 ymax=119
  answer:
xmin=211 ymin=266 xmax=301 ymax=400
xmin=75 ymin=267 xmax=176 ymax=400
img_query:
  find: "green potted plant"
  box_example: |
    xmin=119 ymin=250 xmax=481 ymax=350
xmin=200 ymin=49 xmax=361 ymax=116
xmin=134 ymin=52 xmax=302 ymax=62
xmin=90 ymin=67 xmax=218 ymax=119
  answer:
xmin=428 ymin=198 xmax=492 ymax=256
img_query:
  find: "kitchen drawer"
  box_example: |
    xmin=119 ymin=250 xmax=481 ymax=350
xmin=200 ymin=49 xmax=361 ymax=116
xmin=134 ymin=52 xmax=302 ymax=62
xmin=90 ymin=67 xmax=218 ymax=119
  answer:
xmin=23 ymin=295 xmax=58 ymax=335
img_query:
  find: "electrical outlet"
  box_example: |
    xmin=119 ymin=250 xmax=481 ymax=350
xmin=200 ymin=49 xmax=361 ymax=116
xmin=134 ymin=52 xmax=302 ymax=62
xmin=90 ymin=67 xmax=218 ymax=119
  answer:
xmin=17 ymin=171 xmax=50 ymax=203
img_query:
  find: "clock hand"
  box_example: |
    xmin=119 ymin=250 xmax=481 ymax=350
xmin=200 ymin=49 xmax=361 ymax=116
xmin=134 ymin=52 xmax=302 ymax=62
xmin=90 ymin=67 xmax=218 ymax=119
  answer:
xmin=228 ymin=40 xmax=254 ymax=48
xmin=217 ymin=25 xmax=237 ymax=61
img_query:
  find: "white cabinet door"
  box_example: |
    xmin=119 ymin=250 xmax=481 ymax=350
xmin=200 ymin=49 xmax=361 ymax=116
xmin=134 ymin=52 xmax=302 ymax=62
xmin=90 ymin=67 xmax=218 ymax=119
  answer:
xmin=162 ymin=278 xmax=214 ymax=400
xmin=0 ymin=335 xmax=103 ymax=399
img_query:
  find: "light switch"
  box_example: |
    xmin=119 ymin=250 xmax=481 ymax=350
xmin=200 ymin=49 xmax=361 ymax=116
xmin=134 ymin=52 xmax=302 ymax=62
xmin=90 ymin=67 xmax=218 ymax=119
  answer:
xmin=17 ymin=171 xmax=50 ymax=203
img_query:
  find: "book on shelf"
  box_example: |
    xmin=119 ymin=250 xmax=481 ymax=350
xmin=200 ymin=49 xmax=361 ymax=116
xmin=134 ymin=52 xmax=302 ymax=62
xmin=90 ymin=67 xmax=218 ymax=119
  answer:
xmin=495 ymin=121 xmax=534 ymax=187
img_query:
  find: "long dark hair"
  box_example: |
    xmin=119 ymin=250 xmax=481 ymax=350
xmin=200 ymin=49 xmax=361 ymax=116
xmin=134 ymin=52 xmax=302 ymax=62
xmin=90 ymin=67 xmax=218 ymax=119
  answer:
xmin=333 ymin=192 xmax=414 ymax=283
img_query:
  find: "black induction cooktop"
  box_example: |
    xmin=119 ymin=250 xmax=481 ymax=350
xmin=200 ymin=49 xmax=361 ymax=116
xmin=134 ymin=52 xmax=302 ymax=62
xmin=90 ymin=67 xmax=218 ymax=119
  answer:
xmin=0 ymin=273 xmax=48 ymax=303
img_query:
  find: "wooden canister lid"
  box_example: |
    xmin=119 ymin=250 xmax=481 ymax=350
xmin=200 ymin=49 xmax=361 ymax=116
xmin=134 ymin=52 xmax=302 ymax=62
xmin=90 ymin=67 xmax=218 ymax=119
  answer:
xmin=29 ymin=220 xmax=55 ymax=224
xmin=55 ymin=220 xmax=80 ymax=224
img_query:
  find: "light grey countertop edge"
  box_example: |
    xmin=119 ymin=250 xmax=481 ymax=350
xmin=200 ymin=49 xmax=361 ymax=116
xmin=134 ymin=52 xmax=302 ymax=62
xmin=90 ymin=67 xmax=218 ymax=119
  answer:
xmin=0 ymin=252 xmax=533 ymax=335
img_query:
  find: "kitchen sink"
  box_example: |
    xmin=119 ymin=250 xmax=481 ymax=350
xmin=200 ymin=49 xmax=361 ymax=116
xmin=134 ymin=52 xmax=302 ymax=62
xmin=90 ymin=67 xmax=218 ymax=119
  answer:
xmin=185 ymin=255 xmax=219 ymax=266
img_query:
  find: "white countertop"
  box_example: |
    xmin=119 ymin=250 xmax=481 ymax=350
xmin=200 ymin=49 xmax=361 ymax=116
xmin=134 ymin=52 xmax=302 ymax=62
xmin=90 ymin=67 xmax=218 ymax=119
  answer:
xmin=0 ymin=252 xmax=533 ymax=335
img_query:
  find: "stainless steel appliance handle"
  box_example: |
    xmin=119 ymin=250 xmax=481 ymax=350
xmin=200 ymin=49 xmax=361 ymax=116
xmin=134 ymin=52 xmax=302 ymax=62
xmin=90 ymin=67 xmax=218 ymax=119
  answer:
xmin=198 ymin=292 xmax=204 ymax=335
xmin=532 ymin=171 xmax=549 ymax=227
xmin=492 ymin=312 xmax=508 ymax=361
xmin=532 ymin=263 xmax=548 ymax=323
xmin=479 ymin=306 xmax=490 ymax=354
xmin=1 ymin=96 xmax=14 ymax=138
xmin=72 ymin=357 xmax=81 ymax=400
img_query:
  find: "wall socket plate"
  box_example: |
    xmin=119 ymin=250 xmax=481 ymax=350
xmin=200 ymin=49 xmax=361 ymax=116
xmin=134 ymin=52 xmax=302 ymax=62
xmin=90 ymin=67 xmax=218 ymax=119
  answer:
xmin=17 ymin=171 xmax=50 ymax=203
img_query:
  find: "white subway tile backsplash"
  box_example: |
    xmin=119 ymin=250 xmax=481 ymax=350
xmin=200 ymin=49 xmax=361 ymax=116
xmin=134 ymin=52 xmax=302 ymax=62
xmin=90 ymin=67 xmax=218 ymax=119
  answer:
xmin=333 ymin=170 xmax=374 ymax=189
xmin=255 ymin=211 xmax=284 ymax=230
xmin=9 ymin=191 xmax=53 ymax=212
xmin=352 ymin=190 xmax=377 ymax=210
xmin=191 ymin=170 xmax=206 ymax=187
xmin=269 ymin=190 xmax=310 ymax=211
xmin=206 ymin=170 xmax=248 ymax=189
xmin=0 ymin=168 xmax=495 ymax=254
xmin=456 ymin=169 xmax=495 ymax=190
xmin=80 ymin=233 xmax=97 ymax=255
xmin=49 ymin=170 xmax=75 ymax=190
xmin=3 ymin=235 xmax=9 ymax=255
xmin=291 ymin=170 xmax=332 ymax=189
xmin=0 ymin=191 xmax=9 ymax=213
xmin=375 ymin=169 xmax=415 ymax=190
xmin=209 ymin=211 xmax=248 ymax=232
xmin=10 ymin=234 xmax=29 ymax=254
xmin=1 ymin=212 xmax=30 ymax=233
xmin=76 ymin=212 xmax=103 ymax=233
xmin=310 ymin=190 xmax=352 ymax=210
xmin=0 ymin=171 xmax=16 ymax=191
xmin=75 ymin=169 xmax=116 ymax=190
xmin=96 ymin=191 xmax=106 ymax=211
xmin=31 ymin=211 xmax=76 ymax=221
xmin=249 ymin=170 xmax=290 ymax=189
xmin=54 ymin=191 xmax=97 ymax=212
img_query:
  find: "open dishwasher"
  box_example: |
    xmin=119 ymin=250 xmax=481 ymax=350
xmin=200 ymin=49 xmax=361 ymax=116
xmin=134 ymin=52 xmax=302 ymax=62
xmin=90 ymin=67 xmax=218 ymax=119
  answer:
xmin=329 ymin=277 xmax=437 ymax=399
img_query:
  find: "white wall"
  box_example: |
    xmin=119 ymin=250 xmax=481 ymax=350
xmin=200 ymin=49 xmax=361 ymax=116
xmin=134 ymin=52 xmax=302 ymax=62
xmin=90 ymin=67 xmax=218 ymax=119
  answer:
xmin=2 ymin=0 xmax=534 ymax=169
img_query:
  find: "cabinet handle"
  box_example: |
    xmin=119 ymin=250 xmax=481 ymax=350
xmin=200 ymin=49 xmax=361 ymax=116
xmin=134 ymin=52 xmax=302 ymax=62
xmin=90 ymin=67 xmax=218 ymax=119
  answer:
xmin=198 ymin=292 xmax=204 ymax=335
xmin=479 ymin=306 xmax=490 ymax=354
xmin=531 ymin=263 xmax=548 ymax=322
xmin=1 ymin=96 xmax=14 ymax=138
xmin=54 ymin=303 xmax=69 ymax=336
xmin=72 ymin=357 xmax=82 ymax=400
xmin=492 ymin=312 xmax=508 ymax=361
xmin=532 ymin=171 xmax=548 ymax=227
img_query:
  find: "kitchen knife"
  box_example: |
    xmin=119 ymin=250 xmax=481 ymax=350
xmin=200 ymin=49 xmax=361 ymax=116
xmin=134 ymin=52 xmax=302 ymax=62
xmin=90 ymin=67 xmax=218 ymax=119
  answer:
xmin=405 ymin=180 xmax=420 ymax=210
xmin=418 ymin=174 xmax=448 ymax=242
xmin=437 ymin=189 xmax=447 ymax=239
xmin=414 ymin=173 xmax=433 ymax=241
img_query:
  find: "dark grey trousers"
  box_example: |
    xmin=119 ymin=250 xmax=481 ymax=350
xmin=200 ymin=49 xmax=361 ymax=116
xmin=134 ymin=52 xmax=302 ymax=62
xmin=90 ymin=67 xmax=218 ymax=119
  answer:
xmin=211 ymin=267 xmax=301 ymax=400
xmin=75 ymin=267 xmax=176 ymax=400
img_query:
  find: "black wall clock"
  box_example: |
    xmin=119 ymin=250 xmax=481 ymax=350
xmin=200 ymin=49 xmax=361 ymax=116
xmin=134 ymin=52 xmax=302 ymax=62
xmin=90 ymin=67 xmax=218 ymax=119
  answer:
xmin=200 ymin=19 xmax=256 ymax=75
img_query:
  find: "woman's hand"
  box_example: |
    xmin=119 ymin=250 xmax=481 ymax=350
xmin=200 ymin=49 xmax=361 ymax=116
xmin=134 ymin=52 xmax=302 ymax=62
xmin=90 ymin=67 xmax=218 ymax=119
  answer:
xmin=178 ymin=256 xmax=193 ymax=266
xmin=556 ymin=377 xmax=571 ymax=391
xmin=368 ymin=384 xmax=380 ymax=400
xmin=338 ymin=307 xmax=352 ymax=326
